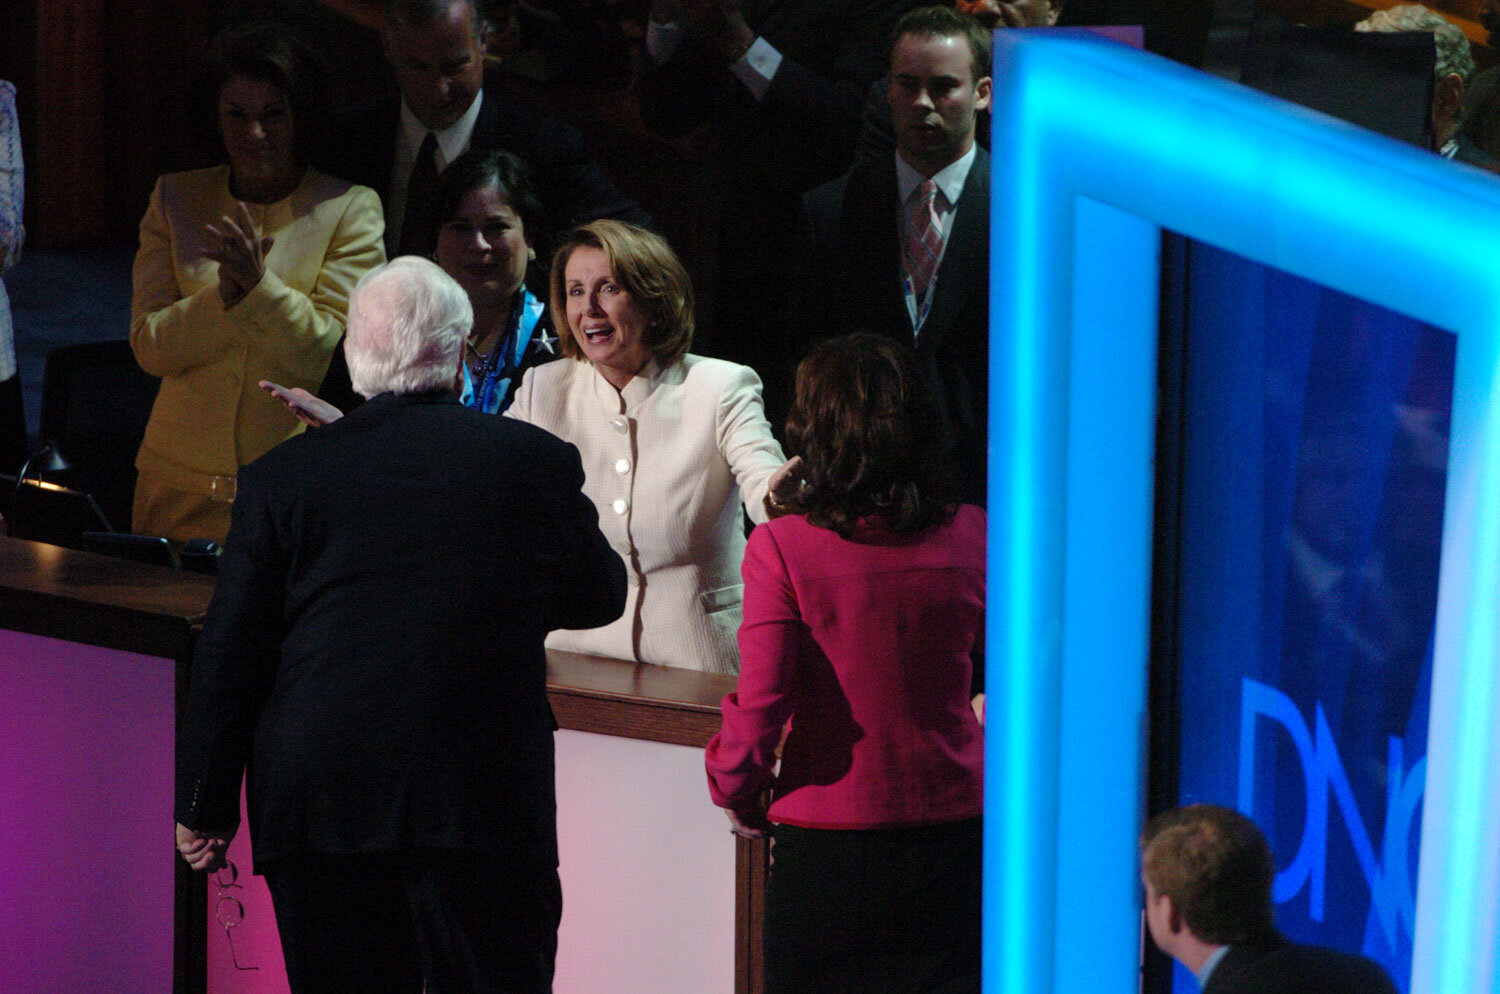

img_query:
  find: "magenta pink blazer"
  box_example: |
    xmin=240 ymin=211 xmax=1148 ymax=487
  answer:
xmin=706 ymin=506 xmax=986 ymax=829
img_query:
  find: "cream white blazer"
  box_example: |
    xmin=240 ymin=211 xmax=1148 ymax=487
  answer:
xmin=509 ymin=355 xmax=785 ymax=673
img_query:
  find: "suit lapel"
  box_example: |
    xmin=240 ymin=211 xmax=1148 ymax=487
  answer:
xmin=918 ymin=146 xmax=989 ymax=355
xmin=369 ymin=101 xmax=402 ymax=198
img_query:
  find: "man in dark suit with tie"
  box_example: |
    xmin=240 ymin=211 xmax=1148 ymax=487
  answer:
xmin=1141 ymin=804 xmax=1400 ymax=994
xmin=174 ymin=256 xmax=626 ymax=993
xmin=335 ymin=0 xmax=651 ymax=258
xmin=794 ymin=6 xmax=991 ymax=504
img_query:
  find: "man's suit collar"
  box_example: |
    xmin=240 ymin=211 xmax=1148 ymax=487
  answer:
xmin=894 ymin=142 xmax=979 ymax=209
xmin=340 ymin=389 xmax=462 ymax=428
xmin=915 ymin=145 xmax=989 ymax=354
xmin=1200 ymin=931 xmax=1290 ymax=994
xmin=397 ymin=89 xmax=484 ymax=169
xmin=835 ymin=147 xmax=989 ymax=354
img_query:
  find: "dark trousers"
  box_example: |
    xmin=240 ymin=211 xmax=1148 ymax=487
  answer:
xmin=0 ymin=373 xmax=25 ymax=476
xmin=263 ymin=849 xmax=562 ymax=994
xmin=763 ymin=818 xmax=982 ymax=994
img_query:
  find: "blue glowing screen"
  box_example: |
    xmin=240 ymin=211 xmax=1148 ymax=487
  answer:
xmin=1170 ymin=238 xmax=1452 ymax=992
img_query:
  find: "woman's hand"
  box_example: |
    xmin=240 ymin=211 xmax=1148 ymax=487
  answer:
xmin=725 ymin=806 xmax=771 ymax=839
xmin=259 ymin=380 xmax=343 ymax=427
xmin=207 ymin=202 xmax=274 ymax=309
xmin=765 ymin=455 xmax=804 ymax=516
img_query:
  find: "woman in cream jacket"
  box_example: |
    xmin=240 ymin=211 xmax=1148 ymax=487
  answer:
xmin=509 ymin=220 xmax=794 ymax=673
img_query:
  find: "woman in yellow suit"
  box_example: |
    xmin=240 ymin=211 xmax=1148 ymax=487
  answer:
xmin=131 ymin=24 xmax=383 ymax=543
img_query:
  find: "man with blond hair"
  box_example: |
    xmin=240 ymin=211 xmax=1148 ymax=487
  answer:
xmin=1141 ymin=804 xmax=1399 ymax=994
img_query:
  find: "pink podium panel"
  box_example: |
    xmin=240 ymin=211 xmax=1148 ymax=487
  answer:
xmin=0 ymin=630 xmax=175 ymax=993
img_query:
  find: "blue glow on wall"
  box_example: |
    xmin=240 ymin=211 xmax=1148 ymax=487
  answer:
xmin=986 ymin=30 xmax=1500 ymax=994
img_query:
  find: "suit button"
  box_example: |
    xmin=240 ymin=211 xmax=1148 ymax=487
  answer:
xmin=612 ymin=498 xmax=629 ymax=515
xmin=609 ymin=417 xmax=629 ymax=435
xmin=614 ymin=458 xmax=630 ymax=475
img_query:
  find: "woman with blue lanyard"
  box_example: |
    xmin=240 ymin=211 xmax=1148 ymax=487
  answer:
xmin=439 ymin=149 xmax=557 ymax=414
xmin=264 ymin=148 xmax=557 ymax=421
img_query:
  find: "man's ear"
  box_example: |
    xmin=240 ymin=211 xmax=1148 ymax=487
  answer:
xmin=975 ymin=75 xmax=993 ymax=113
xmin=1166 ymin=896 xmax=1187 ymax=937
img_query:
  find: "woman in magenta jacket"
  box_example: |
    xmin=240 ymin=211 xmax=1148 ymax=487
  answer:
xmin=705 ymin=333 xmax=985 ymax=993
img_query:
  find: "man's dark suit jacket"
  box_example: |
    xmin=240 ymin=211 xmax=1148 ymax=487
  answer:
xmin=637 ymin=0 xmax=917 ymax=192
xmin=795 ymin=147 xmax=990 ymax=506
xmin=1203 ymin=936 xmax=1400 ymax=994
xmin=636 ymin=0 xmax=917 ymax=404
xmin=330 ymin=75 xmax=653 ymax=242
xmin=175 ymin=390 xmax=627 ymax=871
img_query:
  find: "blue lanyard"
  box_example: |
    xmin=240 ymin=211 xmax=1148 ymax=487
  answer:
xmin=463 ymin=288 xmax=546 ymax=414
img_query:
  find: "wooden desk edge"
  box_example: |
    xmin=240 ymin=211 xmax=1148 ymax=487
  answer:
xmin=0 ymin=539 xmax=763 ymax=994
xmin=543 ymin=649 xmax=763 ymax=993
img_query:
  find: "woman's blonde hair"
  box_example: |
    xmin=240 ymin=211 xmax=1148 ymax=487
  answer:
xmin=549 ymin=220 xmax=694 ymax=365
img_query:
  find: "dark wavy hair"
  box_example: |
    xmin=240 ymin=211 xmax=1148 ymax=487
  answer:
xmin=193 ymin=23 xmax=330 ymax=168
xmin=785 ymin=333 xmax=956 ymax=537
xmin=434 ymin=148 xmax=550 ymax=257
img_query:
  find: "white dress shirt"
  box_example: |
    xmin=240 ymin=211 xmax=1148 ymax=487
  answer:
xmin=895 ymin=143 xmax=977 ymax=333
xmin=387 ymin=91 xmax=485 ymax=254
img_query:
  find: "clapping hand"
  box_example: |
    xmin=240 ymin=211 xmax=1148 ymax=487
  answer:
xmin=650 ymin=0 xmax=753 ymax=60
xmin=206 ymin=202 xmax=273 ymax=309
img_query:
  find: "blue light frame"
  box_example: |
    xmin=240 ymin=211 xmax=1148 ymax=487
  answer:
xmin=985 ymin=31 xmax=1500 ymax=994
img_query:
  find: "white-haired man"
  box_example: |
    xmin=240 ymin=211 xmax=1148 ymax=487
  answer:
xmin=1356 ymin=3 xmax=1476 ymax=157
xmin=174 ymin=256 xmax=626 ymax=993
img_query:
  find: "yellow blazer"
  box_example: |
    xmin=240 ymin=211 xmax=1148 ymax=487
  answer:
xmin=509 ymin=355 xmax=786 ymax=673
xmin=130 ymin=165 xmax=384 ymax=539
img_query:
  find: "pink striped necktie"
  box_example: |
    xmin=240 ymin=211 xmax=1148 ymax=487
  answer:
xmin=903 ymin=178 xmax=944 ymax=305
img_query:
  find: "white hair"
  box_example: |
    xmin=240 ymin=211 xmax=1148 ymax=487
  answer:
xmin=1356 ymin=4 xmax=1475 ymax=83
xmin=345 ymin=256 xmax=473 ymax=398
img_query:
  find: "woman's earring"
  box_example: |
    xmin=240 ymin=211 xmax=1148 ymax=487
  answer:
xmin=528 ymin=247 xmax=537 ymax=261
